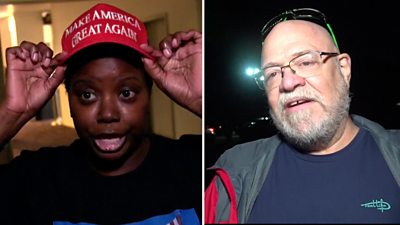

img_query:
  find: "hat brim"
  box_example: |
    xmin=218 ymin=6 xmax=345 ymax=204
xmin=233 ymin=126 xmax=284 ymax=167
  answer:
xmin=61 ymin=40 xmax=155 ymax=65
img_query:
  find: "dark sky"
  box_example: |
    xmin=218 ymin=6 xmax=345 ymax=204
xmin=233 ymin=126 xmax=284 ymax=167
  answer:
xmin=205 ymin=1 xmax=400 ymax=129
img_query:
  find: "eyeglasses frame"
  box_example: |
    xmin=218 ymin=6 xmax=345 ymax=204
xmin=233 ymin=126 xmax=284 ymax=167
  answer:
xmin=254 ymin=51 xmax=339 ymax=90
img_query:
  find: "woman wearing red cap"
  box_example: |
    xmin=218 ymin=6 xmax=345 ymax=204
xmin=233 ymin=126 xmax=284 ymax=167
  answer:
xmin=0 ymin=3 xmax=201 ymax=225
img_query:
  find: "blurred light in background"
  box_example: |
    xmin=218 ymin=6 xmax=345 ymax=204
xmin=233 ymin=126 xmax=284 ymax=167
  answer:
xmin=245 ymin=67 xmax=260 ymax=76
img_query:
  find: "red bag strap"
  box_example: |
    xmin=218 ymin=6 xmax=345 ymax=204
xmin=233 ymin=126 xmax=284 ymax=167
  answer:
xmin=205 ymin=168 xmax=238 ymax=224
xmin=205 ymin=175 xmax=218 ymax=223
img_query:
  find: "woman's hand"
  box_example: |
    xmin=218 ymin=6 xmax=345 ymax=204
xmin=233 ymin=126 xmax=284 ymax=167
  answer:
xmin=4 ymin=41 xmax=67 ymax=119
xmin=141 ymin=30 xmax=202 ymax=117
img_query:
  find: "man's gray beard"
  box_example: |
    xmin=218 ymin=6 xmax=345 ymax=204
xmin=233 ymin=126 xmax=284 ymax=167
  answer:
xmin=269 ymin=75 xmax=351 ymax=152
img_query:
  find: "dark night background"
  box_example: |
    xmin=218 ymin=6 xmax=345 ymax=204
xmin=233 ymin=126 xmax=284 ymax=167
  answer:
xmin=204 ymin=1 xmax=400 ymax=173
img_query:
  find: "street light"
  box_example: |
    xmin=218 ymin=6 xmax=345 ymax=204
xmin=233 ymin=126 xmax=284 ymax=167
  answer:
xmin=245 ymin=67 xmax=260 ymax=77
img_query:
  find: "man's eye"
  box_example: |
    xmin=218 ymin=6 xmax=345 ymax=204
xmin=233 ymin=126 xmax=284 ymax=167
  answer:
xmin=120 ymin=89 xmax=135 ymax=99
xmin=265 ymin=69 xmax=280 ymax=80
xmin=299 ymin=60 xmax=316 ymax=67
xmin=267 ymin=71 xmax=279 ymax=78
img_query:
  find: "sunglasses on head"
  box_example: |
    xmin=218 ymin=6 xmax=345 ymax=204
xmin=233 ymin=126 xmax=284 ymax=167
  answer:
xmin=261 ymin=8 xmax=339 ymax=50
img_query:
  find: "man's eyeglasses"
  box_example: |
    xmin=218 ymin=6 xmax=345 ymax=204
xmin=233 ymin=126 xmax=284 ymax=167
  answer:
xmin=260 ymin=8 xmax=339 ymax=50
xmin=254 ymin=50 xmax=339 ymax=90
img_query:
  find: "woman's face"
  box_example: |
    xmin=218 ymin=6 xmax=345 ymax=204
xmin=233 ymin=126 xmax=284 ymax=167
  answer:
xmin=68 ymin=57 xmax=150 ymax=163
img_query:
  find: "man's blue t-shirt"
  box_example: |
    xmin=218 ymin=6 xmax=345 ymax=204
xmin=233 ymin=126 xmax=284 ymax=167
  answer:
xmin=248 ymin=128 xmax=400 ymax=223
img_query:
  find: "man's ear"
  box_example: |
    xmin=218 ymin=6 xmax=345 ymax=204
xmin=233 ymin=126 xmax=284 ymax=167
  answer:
xmin=338 ymin=53 xmax=352 ymax=86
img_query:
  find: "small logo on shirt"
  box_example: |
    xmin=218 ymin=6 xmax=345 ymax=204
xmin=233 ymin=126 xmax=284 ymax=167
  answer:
xmin=361 ymin=199 xmax=391 ymax=212
xmin=166 ymin=214 xmax=182 ymax=225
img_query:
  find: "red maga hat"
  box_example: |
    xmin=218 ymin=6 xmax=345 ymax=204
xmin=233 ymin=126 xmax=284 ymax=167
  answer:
xmin=61 ymin=3 xmax=154 ymax=63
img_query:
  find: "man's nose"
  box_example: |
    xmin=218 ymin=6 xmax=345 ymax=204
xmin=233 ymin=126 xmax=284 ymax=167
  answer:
xmin=279 ymin=67 xmax=306 ymax=92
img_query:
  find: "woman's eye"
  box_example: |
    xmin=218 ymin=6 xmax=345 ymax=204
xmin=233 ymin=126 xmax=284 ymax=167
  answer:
xmin=80 ymin=91 xmax=96 ymax=101
xmin=120 ymin=89 xmax=135 ymax=99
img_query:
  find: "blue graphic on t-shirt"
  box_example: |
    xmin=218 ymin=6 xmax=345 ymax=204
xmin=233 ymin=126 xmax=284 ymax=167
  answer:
xmin=53 ymin=208 xmax=199 ymax=225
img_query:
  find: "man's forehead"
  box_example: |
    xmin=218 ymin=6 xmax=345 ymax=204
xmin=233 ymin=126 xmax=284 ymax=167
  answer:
xmin=262 ymin=20 xmax=333 ymax=59
xmin=267 ymin=20 xmax=331 ymax=42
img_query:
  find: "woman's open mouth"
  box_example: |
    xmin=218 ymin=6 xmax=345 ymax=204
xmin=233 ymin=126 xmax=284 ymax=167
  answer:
xmin=94 ymin=136 xmax=126 ymax=152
